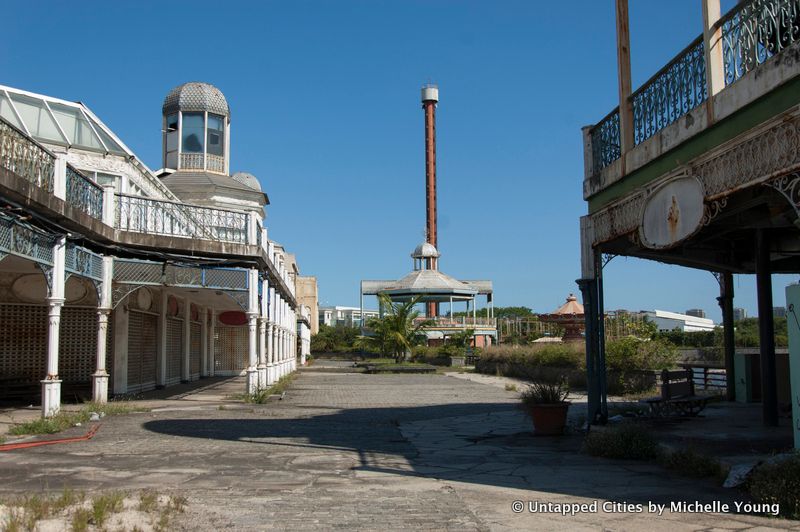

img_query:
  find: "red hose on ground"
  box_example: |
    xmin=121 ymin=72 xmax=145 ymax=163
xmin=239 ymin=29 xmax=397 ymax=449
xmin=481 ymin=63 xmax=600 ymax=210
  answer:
xmin=0 ymin=424 xmax=100 ymax=452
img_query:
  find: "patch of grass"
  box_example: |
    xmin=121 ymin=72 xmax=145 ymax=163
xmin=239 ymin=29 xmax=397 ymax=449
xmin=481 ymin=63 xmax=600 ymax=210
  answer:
xmin=270 ymin=374 xmax=294 ymax=394
xmin=8 ymin=411 xmax=89 ymax=436
xmin=583 ymin=423 xmax=658 ymax=460
xmin=90 ymin=491 xmax=124 ymax=527
xmin=169 ymin=495 xmax=188 ymax=513
xmin=2 ymin=508 xmax=24 ymax=532
xmin=748 ymin=453 xmax=800 ymax=519
xmin=9 ymin=401 xmax=150 ymax=436
xmin=504 ymin=383 xmax=518 ymax=392
xmin=231 ymin=374 xmax=296 ymax=404
xmin=657 ymin=448 xmax=725 ymax=481
xmin=2 ymin=488 xmax=184 ymax=532
xmin=138 ymin=489 xmax=158 ymax=513
xmin=70 ymin=507 xmax=92 ymax=532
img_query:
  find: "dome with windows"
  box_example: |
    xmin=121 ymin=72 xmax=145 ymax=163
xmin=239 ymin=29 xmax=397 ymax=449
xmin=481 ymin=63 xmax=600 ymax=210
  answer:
xmin=411 ymin=242 xmax=440 ymax=259
xmin=231 ymin=171 xmax=262 ymax=191
xmin=163 ymin=82 xmax=230 ymax=117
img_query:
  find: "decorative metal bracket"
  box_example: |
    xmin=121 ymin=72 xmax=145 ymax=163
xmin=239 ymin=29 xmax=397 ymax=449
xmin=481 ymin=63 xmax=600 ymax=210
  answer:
xmin=764 ymin=173 xmax=800 ymax=223
xmin=701 ymin=198 xmax=727 ymax=226
xmin=112 ymin=283 xmax=144 ymax=309
xmin=601 ymin=254 xmax=617 ymax=269
xmin=220 ymin=290 xmax=249 ymax=311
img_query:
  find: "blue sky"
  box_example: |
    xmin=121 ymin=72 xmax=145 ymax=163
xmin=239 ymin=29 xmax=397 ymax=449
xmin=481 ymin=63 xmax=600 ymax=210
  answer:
xmin=3 ymin=0 xmax=793 ymax=321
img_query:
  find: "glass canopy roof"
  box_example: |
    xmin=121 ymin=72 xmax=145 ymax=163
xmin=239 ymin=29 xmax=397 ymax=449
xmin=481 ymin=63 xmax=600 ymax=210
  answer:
xmin=0 ymin=86 xmax=128 ymax=156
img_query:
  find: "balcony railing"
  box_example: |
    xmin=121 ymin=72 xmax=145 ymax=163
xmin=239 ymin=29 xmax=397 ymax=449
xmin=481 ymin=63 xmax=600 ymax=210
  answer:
xmin=414 ymin=316 xmax=497 ymax=328
xmin=66 ymin=166 xmax=103 ymax=219
xmin=0 ymin=116 xmax=55 ymax=193
xmin=115 ymin=193 xmax=249 ymax=244
xmin=591 ymin=109 xmax=621 ymax=175
xmin=179 ymin=153 xmax=225 ymax=173
xmin=588 ymin=0 xmax=797 ymax=178
xmin=631 ymin=36 xmax=707 ymax=146
xmin=721 ymin=0 xmax=800 ymax=85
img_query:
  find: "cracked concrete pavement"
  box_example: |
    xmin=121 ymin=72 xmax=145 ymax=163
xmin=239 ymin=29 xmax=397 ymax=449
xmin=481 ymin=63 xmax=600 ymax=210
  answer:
xmin=0 ymin=365 xmax=797 ymax=531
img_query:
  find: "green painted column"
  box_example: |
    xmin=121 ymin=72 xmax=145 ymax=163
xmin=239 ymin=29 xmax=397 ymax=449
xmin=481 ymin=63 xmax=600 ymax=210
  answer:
xmin=784 ymin=284 xmax=800 ymax=448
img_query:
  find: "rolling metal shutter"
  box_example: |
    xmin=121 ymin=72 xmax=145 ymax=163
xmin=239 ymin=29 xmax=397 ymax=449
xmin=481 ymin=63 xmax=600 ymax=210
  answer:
xmin=127 ymin=311 xmax=157 ymax=394
xmin=166 ymin=317 xmax=183 ymax=386
xmin=0 ymin=304 xmax=102 ymax=384
xmin=214 ymin=326 xmax=247 ymax=375
xmin=190 ymin=321 xmax=201 ymax=380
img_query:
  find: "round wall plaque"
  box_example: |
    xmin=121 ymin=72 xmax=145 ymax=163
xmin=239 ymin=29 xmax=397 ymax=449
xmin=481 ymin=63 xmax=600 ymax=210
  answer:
xmin=640 ymin=177 xmax=705 ymax=250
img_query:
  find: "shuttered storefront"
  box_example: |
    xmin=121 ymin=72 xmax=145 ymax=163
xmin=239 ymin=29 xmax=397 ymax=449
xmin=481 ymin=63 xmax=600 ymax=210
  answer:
xmin=127 ymin=310 xmax=157 ymax=394
xmin=166 ymin=317 xmax=183 ymax=386
xmin=190 ymin=321 xmax=201 ymax=380
xmin=214 ymin=326 xmax=247 ymax=375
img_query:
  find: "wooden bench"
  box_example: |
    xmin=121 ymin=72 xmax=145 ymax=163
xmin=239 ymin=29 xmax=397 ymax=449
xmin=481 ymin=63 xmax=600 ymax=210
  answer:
xmin=640 ymin=369 xmax=709 ymax=417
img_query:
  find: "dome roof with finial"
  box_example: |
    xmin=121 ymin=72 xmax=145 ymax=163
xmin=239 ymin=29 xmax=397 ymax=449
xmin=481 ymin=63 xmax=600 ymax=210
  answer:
xmin=411 ymin=242 xmax=440 ymax=259
xmin=231 ymin=171 xmax=262 ymax=191
xmin=163 ymin=82 xmax=230 ymax=117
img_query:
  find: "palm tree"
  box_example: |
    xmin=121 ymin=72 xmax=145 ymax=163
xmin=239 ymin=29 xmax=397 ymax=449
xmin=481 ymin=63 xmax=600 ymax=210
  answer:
xmin=358 ymin=293 xmax=433 ymax=362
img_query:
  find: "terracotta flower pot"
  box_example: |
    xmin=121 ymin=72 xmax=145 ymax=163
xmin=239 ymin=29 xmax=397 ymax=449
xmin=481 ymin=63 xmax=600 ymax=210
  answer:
xmin=527 ymin=402 xmax=570 ymax=436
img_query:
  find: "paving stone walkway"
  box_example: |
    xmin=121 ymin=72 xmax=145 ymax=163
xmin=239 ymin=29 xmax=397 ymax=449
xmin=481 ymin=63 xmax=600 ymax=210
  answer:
xmin=0 ymin=365 xmax=797 ymax=530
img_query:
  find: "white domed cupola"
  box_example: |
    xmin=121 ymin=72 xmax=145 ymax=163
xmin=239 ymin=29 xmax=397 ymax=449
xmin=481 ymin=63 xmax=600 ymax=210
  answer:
xmin=162 ymin=82 xmax=230 ymax=174
xmin=411 ymin=242 xmax=440 ymax=271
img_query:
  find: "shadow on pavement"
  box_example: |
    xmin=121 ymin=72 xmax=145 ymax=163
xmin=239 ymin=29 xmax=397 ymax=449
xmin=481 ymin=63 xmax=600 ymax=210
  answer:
xmin=143 ymin=401 xmax=742 ymax=506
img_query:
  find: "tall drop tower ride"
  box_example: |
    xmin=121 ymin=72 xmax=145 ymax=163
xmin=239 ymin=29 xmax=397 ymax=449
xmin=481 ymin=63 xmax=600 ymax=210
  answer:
xmin=421 ymin=84 xmax=439 ymax=317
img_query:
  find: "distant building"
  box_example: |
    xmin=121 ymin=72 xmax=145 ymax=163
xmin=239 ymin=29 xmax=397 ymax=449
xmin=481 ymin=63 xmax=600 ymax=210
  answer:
xmin=733 ymin=307 xmax=747 ymax=321
xmin=320 ymin=306 xmax=379 ymax=328
xmin=774 ymin=306 xmax=787 ymax=319
xmin=643 ymin=310 xmax=716 ymax=332
xmin=295 ymin=276 xmax=319 ymax=335
xmin=685 ymin=308 xmax=706 ymax=319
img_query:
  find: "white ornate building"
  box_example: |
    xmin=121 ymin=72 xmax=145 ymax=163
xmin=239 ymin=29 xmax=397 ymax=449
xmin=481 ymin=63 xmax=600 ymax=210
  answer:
xmin=0 ymin=82 xmax=306 ymax=416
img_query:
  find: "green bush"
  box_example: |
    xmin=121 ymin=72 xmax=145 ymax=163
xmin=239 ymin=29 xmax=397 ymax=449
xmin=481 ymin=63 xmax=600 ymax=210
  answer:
xmin=748 ymin=454 xmax=800 ymax=519
xmin=657 ymin=448 xmax=724 ymax=480
xmin=605 ymin=337 xmax=677 ymax=372
xmin=583 ymin=424 xmax=658 ymax=460
xmin=311 ymin=324 xmax=361 ymax=354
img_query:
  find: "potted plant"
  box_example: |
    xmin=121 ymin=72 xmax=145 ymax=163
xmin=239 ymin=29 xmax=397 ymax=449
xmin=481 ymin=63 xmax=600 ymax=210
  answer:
xmin=520 ymin=382 xmax=570 ymax=436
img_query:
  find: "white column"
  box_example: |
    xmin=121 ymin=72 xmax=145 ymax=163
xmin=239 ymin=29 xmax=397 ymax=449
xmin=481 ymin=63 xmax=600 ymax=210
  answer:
xmin=267 ymin=285 xmax=276 ymax=384
xmin=258 ymin=278 xmax=268 ymax=387
xmin=92 ymin=255 xmax=113 ymax=403
xmin=208 ymin=309 xmax=216 ymax=377
xmin=268 ymin=324 xmax=277 ymax=383
xmin=42 ymin=236 xmax=66 ymax=417
xmin=246 ymin=268 xmax=259 ymax=393
xmin=182 ymin=297 xmax=190 ymax=383
xmin=101 ymin=184 xmax=116 ymax=227
xmin=201 ymin=307 xmax=209 ymax=377
xmin=702 ymin=0 xmax=725 ymax=102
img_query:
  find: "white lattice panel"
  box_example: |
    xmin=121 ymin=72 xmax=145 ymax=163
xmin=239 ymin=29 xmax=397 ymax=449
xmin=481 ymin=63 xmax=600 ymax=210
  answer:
xmin=214 ymin=326 xmax=247 ymax=374
xmin=166 ymin=317 xmax=183 ymax=386
xmin=127 ymin=311 xmax=157 ymax=394
xmin=0 ymin=304 xmax=46 ymax=382
xmin=0 ymin=304 xmax=105 ymax=386
xmin=190 ymin=322 xmax=201 ymax=380
xmin=60 ymin=307 xmax=98 ymax=383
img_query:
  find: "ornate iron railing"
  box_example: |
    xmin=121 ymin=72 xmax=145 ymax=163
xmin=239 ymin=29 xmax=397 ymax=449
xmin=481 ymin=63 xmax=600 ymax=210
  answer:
xmin=590 ymin=109 xmax=621 ymax=175
xmin=65 ymin=165 xmax=103 ymax=219
xmin=0 ymin=116 xmax=55 ymax=192
xmin=631 ymin=36 xmax=707 ymax=145
xmin=115 ymin=193 xmax=249 ymax=244
xmin=721 ymin=0 xmax=800 ymax=85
